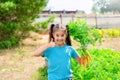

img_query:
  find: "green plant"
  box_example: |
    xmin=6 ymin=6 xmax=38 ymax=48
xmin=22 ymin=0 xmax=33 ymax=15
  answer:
xmin=98 ymin=29 xmax=105 ymax=37
xmin=107 ymin=29 xmax=120 ymax=38
xmin=0 ymin=36 xmax=20 ymax=49
xmin=34 ymin=14 xmax=56 ymax=33
xmin=0 ymin=0 xmax=47 ymax=48
xmin=72 ymin=49 xmax=120 ymax=80
xmin=32 ymin=67 xmax=47 ymax=80
xmin=40 ymin=14 xmax=56 ymax=29
xmin=68 ymin=19 xmax=102 ymax=69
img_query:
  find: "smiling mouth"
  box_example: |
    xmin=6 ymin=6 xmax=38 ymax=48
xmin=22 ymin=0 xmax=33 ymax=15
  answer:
xmin=57 ymin=40 xmax=63 ymax=42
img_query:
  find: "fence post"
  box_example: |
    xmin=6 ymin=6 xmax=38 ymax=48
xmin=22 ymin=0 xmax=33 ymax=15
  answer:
xmin=72 ymin=14 xmax=74 ymax=22
xmin=95 ymin=13 xmax=98 ymax=28
xmin=60 ymin=14 xmax=62 ymax=24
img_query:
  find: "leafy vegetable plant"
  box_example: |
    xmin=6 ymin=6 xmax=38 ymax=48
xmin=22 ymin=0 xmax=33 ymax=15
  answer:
xmin=68 ymin=19 xmax=102 ymax=69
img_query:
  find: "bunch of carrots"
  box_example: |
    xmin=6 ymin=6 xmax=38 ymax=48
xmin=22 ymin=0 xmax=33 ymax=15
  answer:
xmin=80 ymin=51 xmax=92 ymax=70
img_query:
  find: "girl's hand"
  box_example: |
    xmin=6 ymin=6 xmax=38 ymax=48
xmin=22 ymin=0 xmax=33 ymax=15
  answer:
xmin=33 ymin=38 xmax=55 ymax=57
xmin=48 ymin=38 xmax=55 ymax=48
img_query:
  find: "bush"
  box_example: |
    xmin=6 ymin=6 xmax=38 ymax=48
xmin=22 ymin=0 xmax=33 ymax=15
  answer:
xmin=96 ymin=29 xmax=120 ymax=38
xmin=34 ymin=14 xmax=56 ymax=33
xmin=32 ymin=67 xmax=48 ymax=80
xmin=0 ymin=22 xmax=20 ymax=48
xmin=107 ymin=29 xmax=120 ymax=38
xmin=72 ymin=49 xmax=120 ymax=80
xmin=0 ymin=0 xmax=47 ymax=48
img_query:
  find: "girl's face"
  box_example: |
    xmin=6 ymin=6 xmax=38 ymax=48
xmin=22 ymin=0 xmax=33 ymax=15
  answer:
xmin=53 ymin=30 xmax=67 ymax=46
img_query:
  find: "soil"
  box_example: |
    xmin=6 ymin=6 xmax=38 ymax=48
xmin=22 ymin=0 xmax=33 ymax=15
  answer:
xmin=0 ymin=32 xmax=120 ymax=80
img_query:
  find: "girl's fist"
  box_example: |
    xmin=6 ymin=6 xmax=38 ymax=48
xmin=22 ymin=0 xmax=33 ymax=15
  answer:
xmin=48 ymin=38 xmax=55 ymax=48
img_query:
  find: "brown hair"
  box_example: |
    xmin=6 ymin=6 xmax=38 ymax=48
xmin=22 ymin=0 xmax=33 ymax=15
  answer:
xmin=49 ymin=24 xmax=71 ymax=46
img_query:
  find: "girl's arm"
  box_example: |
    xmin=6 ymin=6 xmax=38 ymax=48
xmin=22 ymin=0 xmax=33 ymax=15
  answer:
xmin=33 ymin=39 xmax=55 ymax=57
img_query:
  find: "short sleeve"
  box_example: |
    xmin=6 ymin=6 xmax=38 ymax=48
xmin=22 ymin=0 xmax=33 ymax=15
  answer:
xmin=71 ymin=47 xmax=79 ymax=58
xmin=42 ymin=48 xmax=50 ymax=57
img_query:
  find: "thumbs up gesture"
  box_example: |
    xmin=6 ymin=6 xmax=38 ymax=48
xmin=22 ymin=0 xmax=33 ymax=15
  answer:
xmin=48 ymin=38 xmax=56 ymax=48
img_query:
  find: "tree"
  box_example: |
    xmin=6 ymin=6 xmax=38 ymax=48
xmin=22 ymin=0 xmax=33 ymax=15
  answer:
xmin=92 ymin=0 xmax=110 ymax=13
xmin=107 ymin=0 xmax=120 ymax=13
xmin=0 ymin=0 xmax=48 ymax=48
xmin=92 ymin=0 xmax=120 ymax=13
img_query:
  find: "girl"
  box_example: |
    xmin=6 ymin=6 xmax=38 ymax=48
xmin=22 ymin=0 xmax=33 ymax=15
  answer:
xmin=34 ymin=24 xmax=81 ymax=80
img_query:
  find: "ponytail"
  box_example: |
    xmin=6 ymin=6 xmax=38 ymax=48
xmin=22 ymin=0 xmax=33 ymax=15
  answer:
xmin=66 ymin=25 xmax=72 ymax=46
xmin=49 ymin=24 xmax=54 ymax=42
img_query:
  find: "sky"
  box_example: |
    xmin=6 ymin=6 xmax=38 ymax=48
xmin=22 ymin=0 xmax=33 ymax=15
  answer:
xmin=45 ymin=0 xmax=94 ymax=13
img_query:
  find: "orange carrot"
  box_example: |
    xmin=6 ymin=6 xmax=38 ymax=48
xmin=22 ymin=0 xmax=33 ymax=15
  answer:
xmin=80 ymin=53 xmax=92 ymax=70
xmin=80 ymin=56 xmax=84 ymax=65
xmin=86 ymin=53 xmax=92 ymax=67
xmin=83 ymin=58 xmax=87 ymax=70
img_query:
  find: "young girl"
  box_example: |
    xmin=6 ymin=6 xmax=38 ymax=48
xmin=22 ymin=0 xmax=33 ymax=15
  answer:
xmin=34 ymin=24 xmax=81 ymax=80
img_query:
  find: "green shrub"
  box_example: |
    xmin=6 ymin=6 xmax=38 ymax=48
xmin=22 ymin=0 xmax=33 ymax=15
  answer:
xmin=32 ymin=67 xmax=48 ymax=80
xmin=72 ymin=49 xmax=120 ymax=80
xmin=113 ymin=30 xmax=119 ymax=37
xmin=0 ymin=22 xmax=21 ymax=48
xmin=107 ymin=29 xmax=120 ymax=38
xmin=34 ymin=14 xmax=56 ymax=33
xmin=0 ymin=0 xmax=47 ymax=48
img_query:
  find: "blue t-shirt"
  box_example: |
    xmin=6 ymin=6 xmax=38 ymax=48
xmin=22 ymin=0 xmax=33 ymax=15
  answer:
xmin=43 ymin=44 xmax=79 ymax=80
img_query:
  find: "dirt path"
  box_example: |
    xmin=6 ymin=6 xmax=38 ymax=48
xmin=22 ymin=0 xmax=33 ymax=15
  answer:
xmin=0 ymin=32 xmax=120 ymax=80
xmin=0 ymin=46 xmax=46 ymax=80
xmin=0 ymin=32 xmax=47 ymax=80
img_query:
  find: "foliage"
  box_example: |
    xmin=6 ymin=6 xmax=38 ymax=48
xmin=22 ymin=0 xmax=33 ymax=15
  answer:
xmin=34 ymin=49 xmax=120 ymax=80
xmin=68 ymin=19 xmax=102 ymax=56
xmin=107 ymin=0 xmax=120 ymax=13
xmin=93 ymin=0 xmax=120 ymax=13
xmin=98 ymin=29 xmax=120 ymax=38
xmin=40 ymin=14 xmax=56 ymax=29
xmin=92 ymin=0 xmax=109 ymax=13
xmin=72 ymin=49 xmax=120 ymax=80
xmin=107 ymin=29 xmax=120 ymax=38
xmin=0 ymin=0 xmax=47 ymax=48
xmin=34 ymin=14 xmax=56 ymax=32
xmin=32 ymin=67 xmax=48 ymax=80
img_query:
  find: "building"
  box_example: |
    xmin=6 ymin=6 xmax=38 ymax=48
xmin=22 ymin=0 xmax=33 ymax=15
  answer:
xmin=42 ymin=9 xmax=85 ymax=14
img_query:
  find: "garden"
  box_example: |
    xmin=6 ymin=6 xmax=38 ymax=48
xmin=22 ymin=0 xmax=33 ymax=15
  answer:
xmin=0 ymin=20 xmax=120 ymax=80
xmin=0 ymin=0 xmax=120 ymax=80
xmin=32 ymin=19 xmax=120 ymax=80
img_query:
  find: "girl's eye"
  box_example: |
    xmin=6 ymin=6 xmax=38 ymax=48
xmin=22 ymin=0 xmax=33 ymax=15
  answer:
xmin=56 ymin=34 xmax=59 ymax=37
xmin=61 ymin=34 xmax=64 ymax=37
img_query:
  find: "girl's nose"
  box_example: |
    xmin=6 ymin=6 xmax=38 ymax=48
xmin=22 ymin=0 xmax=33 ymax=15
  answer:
xmin=58 ymin=37 xmax=62 ymax=40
